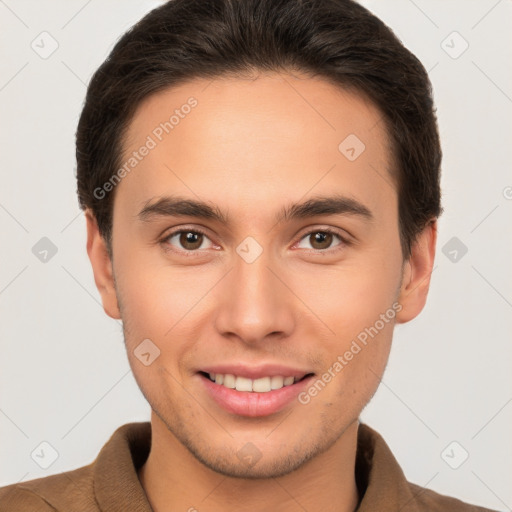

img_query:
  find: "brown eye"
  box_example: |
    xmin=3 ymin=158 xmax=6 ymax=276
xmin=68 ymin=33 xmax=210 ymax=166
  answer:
xmin=296 ymin=230 xmax=344 ymax=251
xmin=164 ymin=230 xmax=213 ymax=252
xmin=310 ymin=232 xmax=333 ymax=250
xmin=179 ymin=231 xmax=203 ymax=250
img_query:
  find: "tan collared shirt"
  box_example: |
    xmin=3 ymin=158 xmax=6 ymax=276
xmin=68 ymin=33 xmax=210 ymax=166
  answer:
xmin=0 ymin=422 xmax=497 ymax=511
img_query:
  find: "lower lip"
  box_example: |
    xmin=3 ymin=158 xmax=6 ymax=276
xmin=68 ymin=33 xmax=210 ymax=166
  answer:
xmin=198 ymin=373 xmax=315 ymax=417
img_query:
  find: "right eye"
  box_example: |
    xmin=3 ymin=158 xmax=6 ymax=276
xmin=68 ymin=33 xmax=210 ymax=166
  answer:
xmin=161 ymin=228 xmax=216 ymax=253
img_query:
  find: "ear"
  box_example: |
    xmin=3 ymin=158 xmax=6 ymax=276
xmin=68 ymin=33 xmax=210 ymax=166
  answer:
xmin=395 ymin=220 xmax=437 ymax=324
xmin=85 ymin=209 xmax=121 ymax=320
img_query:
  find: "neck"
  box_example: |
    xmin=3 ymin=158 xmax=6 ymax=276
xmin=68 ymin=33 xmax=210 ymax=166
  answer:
xmin=138 ymin=412 xmax=360 ymax=512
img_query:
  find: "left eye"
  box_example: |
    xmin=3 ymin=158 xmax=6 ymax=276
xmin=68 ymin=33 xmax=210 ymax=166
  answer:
xmin=296 ymin=230 xmax=345 ymax=251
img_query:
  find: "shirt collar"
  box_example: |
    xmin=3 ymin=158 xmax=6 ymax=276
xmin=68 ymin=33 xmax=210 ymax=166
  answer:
xmin=355 ymin=423 xmax=421 ymax=512
xmin=93 ymin=421 xmax=419 ymax=512
xmin=93 ymin=421 xmax=153 ymax=512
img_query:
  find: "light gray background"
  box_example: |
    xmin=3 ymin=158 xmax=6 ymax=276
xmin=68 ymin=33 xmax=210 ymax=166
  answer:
xmin=1 ymin=0 xmax=511 ymax=510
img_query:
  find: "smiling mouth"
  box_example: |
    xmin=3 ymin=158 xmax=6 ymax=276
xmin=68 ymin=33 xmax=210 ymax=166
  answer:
xmin=198 ymin=371 xmax=314 ymax=393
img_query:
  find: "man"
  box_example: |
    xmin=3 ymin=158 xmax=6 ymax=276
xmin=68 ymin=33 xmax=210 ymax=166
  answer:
xmin=0 ymin=0 xmax=497 ymax=510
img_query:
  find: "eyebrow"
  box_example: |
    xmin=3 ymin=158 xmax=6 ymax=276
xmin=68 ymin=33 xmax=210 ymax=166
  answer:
xmin=137 ymin=194 xmax=374 ymax=225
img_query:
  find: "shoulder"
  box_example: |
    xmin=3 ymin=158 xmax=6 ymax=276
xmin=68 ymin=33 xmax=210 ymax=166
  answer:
xmin=0 ymin=463 xmax=97 ymax=512
xmin=0 ymin=422 xmax=151 ymax=512
xmin=356 ymin=423 xmax=498 ymax=512
xmin=0 ymin=483 xmax=55 ymax=511
xmin=407 ymin=481 xmax=499 ymax=512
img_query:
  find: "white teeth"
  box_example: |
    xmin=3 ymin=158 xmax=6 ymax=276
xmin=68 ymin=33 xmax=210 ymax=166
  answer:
xmin=235 ymin=376 xmax=253 ymax=392
xmin=270 ymin=376 xmax=284 ymax=389
xmin=207 ymin=373 xmax=299 ymax=392
xmin=223 ymin=374 xmax=236 ymax=388
xmin=252 ymin=377 xmax=272 ymax=393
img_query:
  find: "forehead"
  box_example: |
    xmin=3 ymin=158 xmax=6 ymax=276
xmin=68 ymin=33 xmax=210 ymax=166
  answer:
xmin=123 ymin=71 xmax=390 ymax=156
xmin=116 ymin=72 xmax=395 ymax=225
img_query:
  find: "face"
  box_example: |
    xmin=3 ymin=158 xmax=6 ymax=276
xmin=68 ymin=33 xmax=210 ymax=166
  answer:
xmin=87 ymin=71 xmax=436 ymax=478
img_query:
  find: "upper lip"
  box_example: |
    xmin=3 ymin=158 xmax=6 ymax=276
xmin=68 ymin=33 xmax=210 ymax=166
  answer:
xmin=199 ymin=364 xmax=314 ymax=380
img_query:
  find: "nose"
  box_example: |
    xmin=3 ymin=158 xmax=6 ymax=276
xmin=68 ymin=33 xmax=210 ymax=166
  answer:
xmin=213 ymin=248 xmax=295 ymax=346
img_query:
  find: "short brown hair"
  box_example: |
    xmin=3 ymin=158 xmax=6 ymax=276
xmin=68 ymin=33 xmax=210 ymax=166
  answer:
xmin=76 ymin=0 xmax=442 ymax=259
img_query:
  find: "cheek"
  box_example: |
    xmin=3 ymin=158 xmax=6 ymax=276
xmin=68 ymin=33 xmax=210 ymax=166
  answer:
xmin=115 ymin=263 xmax=204 ymax=389
xmin=285 ymin=249 xmax=401 ymax=396
xmin=290 ymin=252 xmax=401 ymax=336
xmin=115 ymin=251 xmax=205 ymax=332
xmin=113 ymin=252 xmax=222 ymax=380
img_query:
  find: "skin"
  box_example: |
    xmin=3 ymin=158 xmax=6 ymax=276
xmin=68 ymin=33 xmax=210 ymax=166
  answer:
xmin=86 ymin=71 xmax=437 ymax=512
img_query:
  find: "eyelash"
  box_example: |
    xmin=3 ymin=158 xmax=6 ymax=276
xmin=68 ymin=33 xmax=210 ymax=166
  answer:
xmin=159 ymin=226 xmax=350 ymax=257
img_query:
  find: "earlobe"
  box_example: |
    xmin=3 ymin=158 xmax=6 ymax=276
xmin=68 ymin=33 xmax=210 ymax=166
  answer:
xmin=85 ymin=209 xmax=121 ymax=320
xmin=395 ymin=220 xmax=438 ymax=324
